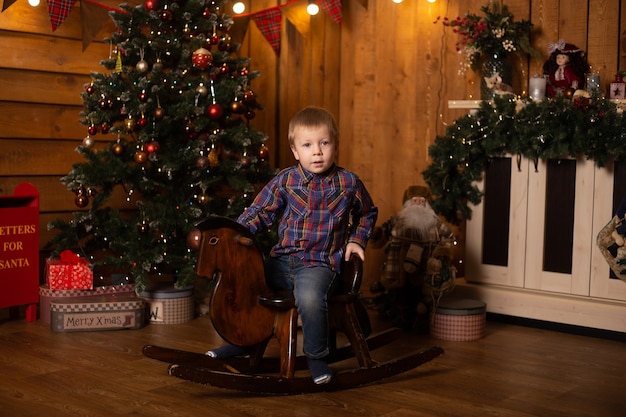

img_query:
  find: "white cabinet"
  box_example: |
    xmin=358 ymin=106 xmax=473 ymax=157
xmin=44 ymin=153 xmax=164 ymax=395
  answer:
xmin=458 ymin=155 xmax=626 ymax=333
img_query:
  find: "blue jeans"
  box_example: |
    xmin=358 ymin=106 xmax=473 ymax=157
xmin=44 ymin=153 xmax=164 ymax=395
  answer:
xmin=265 ymin=255 xmax=337 ymax=359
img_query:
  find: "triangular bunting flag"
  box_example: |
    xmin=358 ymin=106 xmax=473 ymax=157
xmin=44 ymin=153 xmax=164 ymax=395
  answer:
xmin=47 ymin=0 xmax=78 ymax=31
xmin=80 ymin=0 xmax=110 ymax=50
xmin=251 ymin=7 xmax=281 ymax=55
xmin=319 ymin=0 xmax=342 ymax=25
xmin=2 ymin=0 xmax=18 ymax=12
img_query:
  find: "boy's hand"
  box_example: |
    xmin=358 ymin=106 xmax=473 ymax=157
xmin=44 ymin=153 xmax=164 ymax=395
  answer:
xmin=345 ymin=242 xmax=365 ymax=261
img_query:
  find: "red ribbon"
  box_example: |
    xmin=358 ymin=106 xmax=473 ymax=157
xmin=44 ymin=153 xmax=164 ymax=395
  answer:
xmin=59 ymin=250 xmax=88 ymax=264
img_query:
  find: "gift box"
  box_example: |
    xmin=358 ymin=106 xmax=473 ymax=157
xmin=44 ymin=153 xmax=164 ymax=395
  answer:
xmin=39 ymin=283 xmax=136 ymax=324
xmin=430 ymin=298 xmax=486 ymax=342
xmin=140 ymin=282 xmax=194 ymax=325
xmin=46 ymin=250 xmax=93 ymax=290
xmin=50 ymin=296 xmax=146 ymax=332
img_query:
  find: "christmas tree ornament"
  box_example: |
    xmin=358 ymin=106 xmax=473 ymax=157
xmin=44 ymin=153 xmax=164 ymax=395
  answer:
xmin=197 ymin=191 xmax=211 ymax=205
xmin=136 ymin=59 xmax=149 ymax=73
xmin=258 ymin=144 xmax=269 ymax=161
xmin=245 ymin=109 xmax=256 ymax=120
xmin=160 ymin=5 xmax=173 ymax=22
xmin=83 ymin=135 xmax=95 ymax=148
xmin=196 ymin=155 xmax=209 ymax=169
xmin=85 ymin=83 xmax=95 ymax=95
xmin=112 ymin=140 xmax=125 ymax=155
xmin=137 ymin=114 xmax=148 ymax=127
xmin=139 ymin=90 xmax=148 ymax=102
xmin=125 ymin=116 xmax=136 ymax=131
xmin=186 ymin=228 xmax=202 ymax=250
xmin=208 ymin=103 xmax=224 ymax=120
xmin=219 ymin=63 xmax=229 ymax=75
xmin=196 ymin=83 xmax=208 ymax=96
xmin=243 ymin=89 xmax=256 ymax=104
xmin=134 ymin=150 xmax=148 ymax=163
xmin=143 ymin=0 xmax=159 ymax=11
xmin=153 ymin=57 xmax=163 ymax=72
xmin=100 ymin=122 xmax=110 ymax=134
xmin=88 ymin=124 xmax=98 ymax=135
xmin=74 ymin=194 xmax=89 ymax=208
xmin=230 ymin=98 xmax=245 ymax=114
xmin=154 ymin=104 xmax=165 ymax=119
xmin=192 ymin=47 xmax=212 ymax=70
xmin=145 ymin=140 xmax=160 ymax=154
xmin=208 ymin=146 xmax=219 ymax=167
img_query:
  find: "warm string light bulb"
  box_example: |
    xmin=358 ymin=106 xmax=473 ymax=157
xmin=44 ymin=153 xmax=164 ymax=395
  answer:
xmin=28 ymin=0 xmax=40 ymax=6
xmin=307 ymin=0 xmax=319 ymax=15
xmin=232 ymin=1 xmax=245 ymax=14
xmin=392 ymin=0 xmax=403 ymax=3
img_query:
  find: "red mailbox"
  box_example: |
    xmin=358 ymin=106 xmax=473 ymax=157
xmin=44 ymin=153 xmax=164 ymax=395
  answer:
xmin=0 ymin=183 xmax=39 ymax=322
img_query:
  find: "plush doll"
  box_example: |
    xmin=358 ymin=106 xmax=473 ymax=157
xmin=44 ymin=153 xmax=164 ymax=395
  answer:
xmin=543 ymin=39 xmax=590 ymax=98
xmin=370 ymin=185 xmax=455 ymax=330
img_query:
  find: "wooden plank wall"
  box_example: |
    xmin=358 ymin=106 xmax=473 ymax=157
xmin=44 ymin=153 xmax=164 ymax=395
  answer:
xmin=0 ymin=0 xmax=623 ymax=286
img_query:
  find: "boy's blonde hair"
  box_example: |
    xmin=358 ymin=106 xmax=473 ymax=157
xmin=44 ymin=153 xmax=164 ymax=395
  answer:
xmin=288 ymin=106 xmax=339 ymax=145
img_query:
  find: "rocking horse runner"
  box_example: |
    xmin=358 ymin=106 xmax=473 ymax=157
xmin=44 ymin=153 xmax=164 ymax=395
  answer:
xmin=143 ymin=107 xmax=444 ymax=393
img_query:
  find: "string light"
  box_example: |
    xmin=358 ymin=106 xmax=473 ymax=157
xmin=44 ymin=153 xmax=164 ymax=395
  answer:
xmin=28 ymin=0 xmax=40 ymax=6
xmin=232 ymin=1 xmax=245 ymax=14
xmin=307 ymin=0 xmax=319 ymax=16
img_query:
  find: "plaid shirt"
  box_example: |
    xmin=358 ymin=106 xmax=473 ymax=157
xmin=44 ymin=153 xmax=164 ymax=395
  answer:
xmin=237 ymin=164 xmax=378 ymax=272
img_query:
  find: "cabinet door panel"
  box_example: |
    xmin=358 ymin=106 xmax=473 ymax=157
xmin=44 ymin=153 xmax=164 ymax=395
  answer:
xmin=525 ymin=158 xmax=594 ymax=296
xmin=466 ymin=155 xmax=527 ymax=287
xmin=590 ymin=163 xmax=626 ymax=301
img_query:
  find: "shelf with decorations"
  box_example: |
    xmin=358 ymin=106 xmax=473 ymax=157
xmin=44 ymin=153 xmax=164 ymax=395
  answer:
xmin=429 ymin=94 xmax=626 ymax=333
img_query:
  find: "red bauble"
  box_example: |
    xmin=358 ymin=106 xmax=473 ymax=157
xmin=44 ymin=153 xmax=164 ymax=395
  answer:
xmin=208 ymin=103 xmax=224 ymax=120
xmin=186 ymin=228 xmax=202 ymax=250
xmin=136 ymin=117 xmax=148 ymax=128
xmin=100 ymin=122 xmax=110 ymax=134
xmin=88 ymin=125 xmax=98 ymax=135
xmin=192 ymin=48 xmax=212 ymax=70
xmin=85 ymin=84 xmax=95 ymax=95
xmin=245 ymin=110 xmax=256 ymax=120
xmin=243 ymin=90 xmax=256 ymax=104
xmin=143 ymin=0 xmax=158 ymax=11
xmin=139 ymin=90 xmax=148 ymax=102
xmin=145 ymin=141 xmax=160 ymax=154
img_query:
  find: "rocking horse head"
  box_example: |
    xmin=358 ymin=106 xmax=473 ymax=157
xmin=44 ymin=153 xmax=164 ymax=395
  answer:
xmin=194 ymin=216 xmax=275 ymax=347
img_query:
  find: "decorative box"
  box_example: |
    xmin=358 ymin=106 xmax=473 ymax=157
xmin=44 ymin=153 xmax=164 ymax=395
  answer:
xmin=140 ymin=282 xmax=194 ymax=325
xmin=430 ymin=298 xmax=486 ymax=342
xmin=50 ymin=297 xmax=146 ymax=332
xmin=45 ymin=250 xmax=93 ymax=290
xmin=39 ymin=283 xmax=136 ymax=324
xmin=610 ymin=74 xmax=626 ymax=99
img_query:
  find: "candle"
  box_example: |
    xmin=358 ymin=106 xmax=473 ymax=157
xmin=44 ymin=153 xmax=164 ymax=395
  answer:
xmin=529 ymin=76 xmax=546 ymax=101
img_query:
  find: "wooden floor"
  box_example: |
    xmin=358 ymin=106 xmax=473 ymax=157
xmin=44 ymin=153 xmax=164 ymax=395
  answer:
xmin=1 ymin=306 xmax=624 ymax=417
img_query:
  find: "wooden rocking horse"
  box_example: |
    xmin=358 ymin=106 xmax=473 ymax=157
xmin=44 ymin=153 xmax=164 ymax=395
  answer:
xmin=143 ymin=216 xmax=443 ymax=394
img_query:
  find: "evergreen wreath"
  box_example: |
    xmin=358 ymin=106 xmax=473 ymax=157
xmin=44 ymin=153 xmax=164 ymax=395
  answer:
xmin=423 ymin=94 xmax=626 ymax=224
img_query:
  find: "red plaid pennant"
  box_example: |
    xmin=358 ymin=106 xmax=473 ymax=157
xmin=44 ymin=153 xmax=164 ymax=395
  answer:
xmin=252 ymin=7 xmax=281 ymax=55
xmin=319 ymin=0 xmax=342 ymax=25
xmin=47 ymin=0 xmax=78 ymax=31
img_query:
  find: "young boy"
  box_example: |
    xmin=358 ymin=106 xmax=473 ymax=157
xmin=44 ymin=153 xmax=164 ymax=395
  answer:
xmin=206 ymin=106 xmax=378 ymax=384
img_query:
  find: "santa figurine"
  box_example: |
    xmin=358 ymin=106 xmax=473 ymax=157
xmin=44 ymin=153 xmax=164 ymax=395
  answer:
xmin=370 ymin=185 xmax=455 ymax=330
xmin=543 ymin=39 xmax=590 ymax=98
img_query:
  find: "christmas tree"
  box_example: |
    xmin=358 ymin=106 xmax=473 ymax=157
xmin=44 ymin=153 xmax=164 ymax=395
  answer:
xmin=47 ymin=0 xmax=276 ymax=294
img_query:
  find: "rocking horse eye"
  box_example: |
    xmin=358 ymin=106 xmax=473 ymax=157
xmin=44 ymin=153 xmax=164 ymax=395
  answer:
xmin=208 ymin=236 xmax=220 ymax=245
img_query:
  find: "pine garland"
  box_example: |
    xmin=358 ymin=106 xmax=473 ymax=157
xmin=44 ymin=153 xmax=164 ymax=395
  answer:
xmin=423 ymin=94 xmax=626 ymax=224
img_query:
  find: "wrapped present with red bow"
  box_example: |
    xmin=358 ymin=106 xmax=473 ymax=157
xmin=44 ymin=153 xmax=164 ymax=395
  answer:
xmin=46 ymin=250 xmax=93 ymax=290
